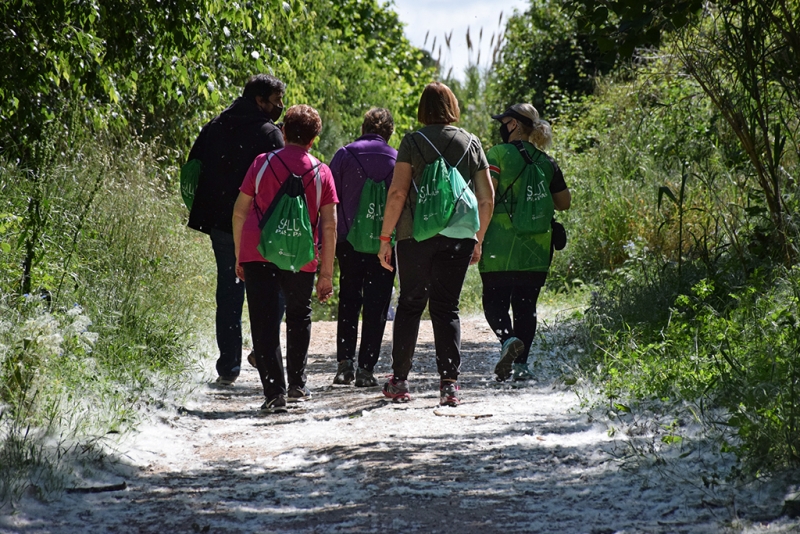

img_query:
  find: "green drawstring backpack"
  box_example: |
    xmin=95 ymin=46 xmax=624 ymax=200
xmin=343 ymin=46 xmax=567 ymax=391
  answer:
xmin=254 ymin=152 xmax=322 ymax=272
xmin=504 ymin=141 xmax=554 ymax=234
xmin=411 ymin=130 xmax=479 ymax=241
xmin=343 ymin=147 xmax=395 ymax=254
xmin=179 ymin=159 xmax=202 ymax=210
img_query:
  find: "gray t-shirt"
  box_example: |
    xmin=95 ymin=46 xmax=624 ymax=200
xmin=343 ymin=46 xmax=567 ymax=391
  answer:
xmin=395 ymin=124 xmax=489 ymax=241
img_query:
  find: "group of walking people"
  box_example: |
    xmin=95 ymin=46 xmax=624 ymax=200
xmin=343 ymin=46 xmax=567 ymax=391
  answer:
xmin=185 ymin=74 xmax=571 ymax=414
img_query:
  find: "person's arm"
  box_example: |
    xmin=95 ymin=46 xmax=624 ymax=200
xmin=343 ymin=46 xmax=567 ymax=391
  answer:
xmin=262 ymin=123 xmax=285 ymax=151
xmin=232 ymin=191 xmax=253 ymax=281
xmin=470 ymin=167 xmax=495 ymax=265
xmin=316 ymin=203 xmax=337 ymax=302
xmin=378 ymin=161 xmax=413 ymax=272
xmin=553 ymin=189 xmax=571 ymax=211
xmin=547 ymin=156 xmax=570 ymax=211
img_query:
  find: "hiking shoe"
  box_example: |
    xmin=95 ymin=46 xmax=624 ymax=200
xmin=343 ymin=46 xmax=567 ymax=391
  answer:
xmin=215 ymin=375 xmax=237 ymax=386
xmin=382 ymin=376 xmax=411 ymax=402
xmin=247 ymin=351 xmax=257 ymax=368
xmin=260 ymin=395 xmax=287 ymax=414
xmin=512 ymin=363 xmax=534 ymax=381
xmin=495 ymin=337 xmax=525 ymax=381
xmin=354 ymin=367 xmax=378 ymax=387
xmin=439 ymin=380 xmax=460 ymax=407
xmin=287 ymin=384 xmax=312 ymax=402
xmin=333 ymin=360 xmax=355 ymax=385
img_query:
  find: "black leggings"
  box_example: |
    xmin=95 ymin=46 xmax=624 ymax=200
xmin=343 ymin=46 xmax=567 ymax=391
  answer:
xmin=242 ymin=261 xmax=314 ymax=399
xmin=392 ymin=236 xmax=474 ymax=381
xmin=481 ymin=272 xmax=545 ymax=364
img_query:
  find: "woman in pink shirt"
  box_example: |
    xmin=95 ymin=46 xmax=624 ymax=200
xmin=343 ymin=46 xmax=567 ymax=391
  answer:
xmin=233 ymin=104 xmax=339 ymax=414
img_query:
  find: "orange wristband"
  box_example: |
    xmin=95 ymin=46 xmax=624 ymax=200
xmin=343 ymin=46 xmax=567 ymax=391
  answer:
xmin=379 ymin=235 xmax=391 ymax=242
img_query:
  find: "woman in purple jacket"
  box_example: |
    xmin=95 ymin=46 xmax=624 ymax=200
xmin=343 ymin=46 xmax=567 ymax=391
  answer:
xmin=329 ymin=109 xmax=398 ymax=387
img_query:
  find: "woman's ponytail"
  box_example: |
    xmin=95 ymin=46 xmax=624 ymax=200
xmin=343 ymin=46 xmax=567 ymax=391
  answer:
xmin=529 ymin=119 xmax=552 ymax=150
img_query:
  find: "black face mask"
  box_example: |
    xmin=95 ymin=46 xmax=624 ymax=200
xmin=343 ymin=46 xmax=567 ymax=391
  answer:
xmin=499 ymin=121 xmax=514 ymax=143
xmin=269 ymin=103 xmax=284 ymax=122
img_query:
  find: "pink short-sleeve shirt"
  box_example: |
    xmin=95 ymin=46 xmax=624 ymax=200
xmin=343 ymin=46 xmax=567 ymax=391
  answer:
xmin=239 ymin=145 xmax=339 ymax=272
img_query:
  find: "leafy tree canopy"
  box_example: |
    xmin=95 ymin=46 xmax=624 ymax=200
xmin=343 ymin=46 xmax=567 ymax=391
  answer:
xmin=0 ymin=0 xmax=434 ymax=161
xmin=491 ymin=1 xmax=616 ymax=119
xmin=561 ymin=0 xmax=705 ymax=57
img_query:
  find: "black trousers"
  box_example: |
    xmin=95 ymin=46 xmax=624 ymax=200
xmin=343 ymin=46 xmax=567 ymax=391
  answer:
xmin=336 ymin=240 xmax=396 ymax=371
xmin=242 ymin=261 xmax=314 ymax=399
xmin=480 ymin=271 xmax=546 ymax=364
xmin=391 ymin=236 xmax=474 ymax=381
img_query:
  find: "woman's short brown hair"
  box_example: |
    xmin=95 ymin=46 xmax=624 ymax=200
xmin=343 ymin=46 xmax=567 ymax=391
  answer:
xmin=362 ymin=108 xmax=394 ymax=142
xmin=283 ymin=104 xmax=322 ymax=146
xmin=417 ymin=82 xmax=460 ymax=125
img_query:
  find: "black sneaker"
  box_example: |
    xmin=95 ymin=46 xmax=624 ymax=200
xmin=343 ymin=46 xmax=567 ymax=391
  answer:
xmin=287 ymin=384 xmax=312 ymax=402
xmin=382 ymin=375 xmax=411 ymax=402
xmin=215 ymin=375 xmax=237 ymax=386
xmin=354 ymin=367 xmax=378 ymax=387
xmin=247 ymin=351 xmax=257 ymax=368
xmin=333 ymin=360 xmax=355 ymax=385
xmin=260 ymin=395 xmax=287 ymax=414
xmin=495 ymin=337 xmax=525 ymax=381
xmin=439 ymin=380 xmax=460 ymax=407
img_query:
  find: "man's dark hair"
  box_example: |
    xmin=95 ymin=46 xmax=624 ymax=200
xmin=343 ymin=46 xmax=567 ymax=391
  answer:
xmin=242 ymin=74 xmax=286 ymax=100
xmin=362 ymin=108 xmax=394 ymax=142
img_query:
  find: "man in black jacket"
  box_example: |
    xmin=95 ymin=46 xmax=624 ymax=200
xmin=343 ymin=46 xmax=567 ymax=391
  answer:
xmin=187 ymin=74 xmax=286 ymax=385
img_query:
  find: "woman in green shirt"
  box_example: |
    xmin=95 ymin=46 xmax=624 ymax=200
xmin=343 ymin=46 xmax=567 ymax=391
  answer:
xmin=480 ymin=103 xmax=571 ymax=381
xmin=377 ymin=82 xmax=494 ymax=406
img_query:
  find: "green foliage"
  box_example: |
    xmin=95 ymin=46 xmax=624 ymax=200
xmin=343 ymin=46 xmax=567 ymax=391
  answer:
xmin=0 ymin=0 xmax=434 ymax=161
xmin=490 ymin=0 xmax=615 ymax=118
xmin=586 ymin=265 xmax=800 ymax=474
xmin=0 ymin=132 xmax=211 ymax=504
xmin=546 ymin=59 xmax=739 ymax=282
xmin=562 ymin=0 xmax=705 ymax=57
xmin=446 ymin=65 xmax=496 ymax=149
xmin=561 ymin=0 xmax=800 ymax=261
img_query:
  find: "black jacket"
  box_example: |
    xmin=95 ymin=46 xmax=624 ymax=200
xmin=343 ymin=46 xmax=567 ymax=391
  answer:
xmin=187 ymin=97 xmax=284 ymax=234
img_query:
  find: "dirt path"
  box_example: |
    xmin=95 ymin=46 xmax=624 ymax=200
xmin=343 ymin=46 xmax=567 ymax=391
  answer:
xmin=3 ymin=316 xmax=798 ymax=533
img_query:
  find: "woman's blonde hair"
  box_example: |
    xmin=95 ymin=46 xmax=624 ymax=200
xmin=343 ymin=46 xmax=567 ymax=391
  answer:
xmin=494 ymin=103 xmax=552 ymax=149
xmin=528 ymin=119 xmax=552 ymax=150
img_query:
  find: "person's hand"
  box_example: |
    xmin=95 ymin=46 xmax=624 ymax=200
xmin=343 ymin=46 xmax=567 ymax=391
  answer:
xmin=470 ymin=241 xmax=482 ymax=265
xmin=236 ymin=263 xmax=245 ymax=281
xmin=378 ymin=240 xmax=394 ymax=272
xmin=316 ymin=274 xmax=334 ymax=303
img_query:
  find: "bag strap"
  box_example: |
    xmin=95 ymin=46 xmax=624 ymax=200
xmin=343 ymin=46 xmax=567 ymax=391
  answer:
xmin=411 ymin=130 xmax=473 ymax=193
xmin=415 ymin=130 xmax=472 ymax=168
xmin=255 ymin=151 xmax=278 ymax=196
xmin=339 ymin=146 xmax=395 ymax=233
xmin=254 ymin=150 xmax=322 ymax=226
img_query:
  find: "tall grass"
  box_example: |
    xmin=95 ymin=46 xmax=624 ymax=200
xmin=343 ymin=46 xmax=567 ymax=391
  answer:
xmin=0 ymin=129 xmax=214 ymax=505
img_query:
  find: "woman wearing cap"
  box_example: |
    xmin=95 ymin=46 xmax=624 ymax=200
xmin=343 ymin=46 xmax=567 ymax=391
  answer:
xmin=480 ymin=103 xmax=571 ymax=382
xmin=376 ymin=82 xmax=494 ymax=406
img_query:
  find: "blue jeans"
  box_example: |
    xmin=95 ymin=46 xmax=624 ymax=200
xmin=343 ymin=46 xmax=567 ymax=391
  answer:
xmin=210 ymin=229 xmax=245 ymax=377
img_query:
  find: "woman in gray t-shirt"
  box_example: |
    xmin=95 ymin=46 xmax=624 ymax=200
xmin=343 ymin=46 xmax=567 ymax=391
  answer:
xmin=377 ymin=82 xmax=494 ymax=406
